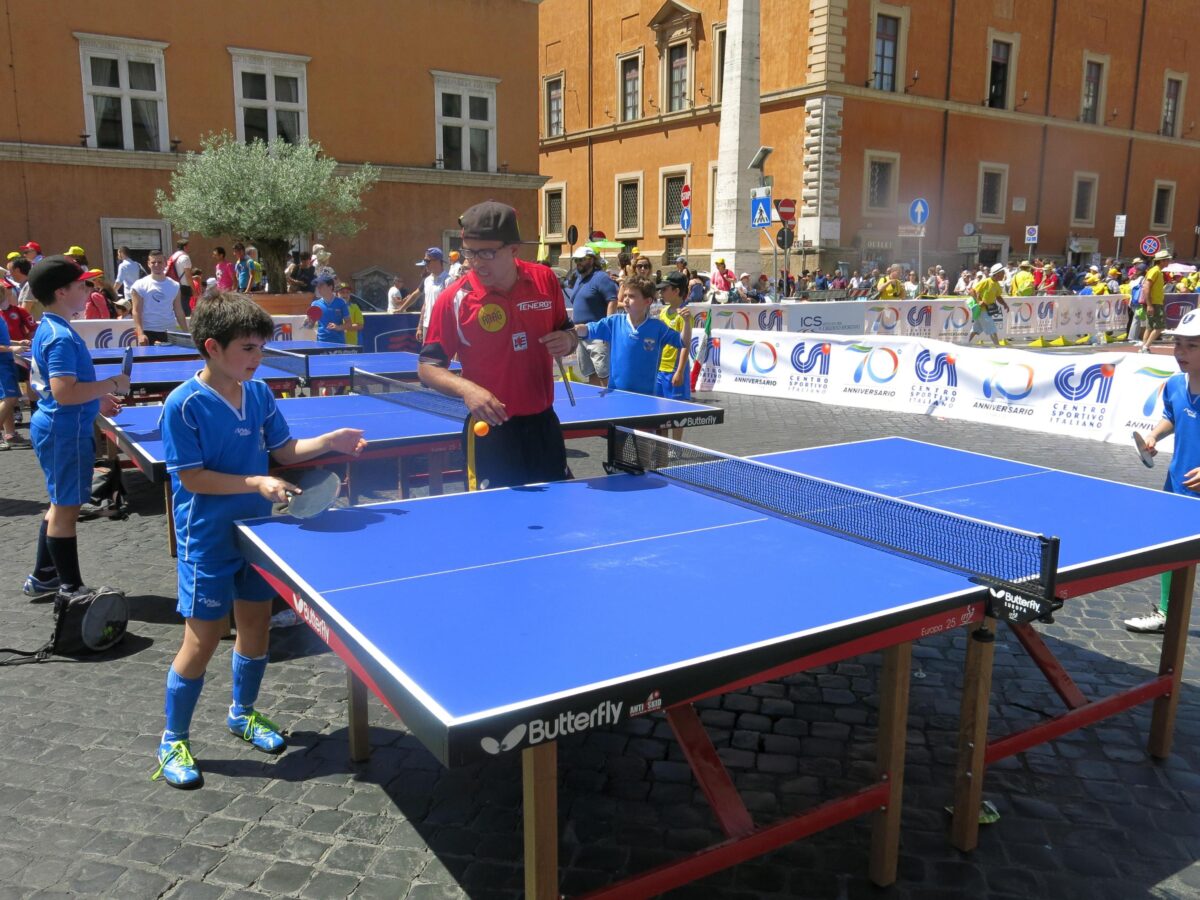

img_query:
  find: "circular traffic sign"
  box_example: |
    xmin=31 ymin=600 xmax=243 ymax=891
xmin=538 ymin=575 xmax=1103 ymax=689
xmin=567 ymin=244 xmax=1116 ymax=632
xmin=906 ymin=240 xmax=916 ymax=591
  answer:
xmin=1140 ymin=235 xmax=1161 ymax=256
xmin=681 ymin=184 xmax=691 ymax=208
xmin=776 ymin=227 xmax=795 ymax=251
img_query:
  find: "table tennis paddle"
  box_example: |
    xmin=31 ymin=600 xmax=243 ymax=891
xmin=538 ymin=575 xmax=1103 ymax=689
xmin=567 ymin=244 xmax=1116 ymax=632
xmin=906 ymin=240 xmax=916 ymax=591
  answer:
xmin=283 ymin=468 xmax=341 ymax=519
xmin=303 ymin=303 xmax=323 ymax=330
xmin=556 ymin=357 xmax=576 ymax=406
xmin=1133 ymin=431 xmax=1155 ymax=468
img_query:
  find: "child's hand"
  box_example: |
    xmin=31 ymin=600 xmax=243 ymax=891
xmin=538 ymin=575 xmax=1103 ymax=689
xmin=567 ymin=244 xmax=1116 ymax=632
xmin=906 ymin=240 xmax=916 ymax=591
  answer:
xmin=254 ymin=475 xmax=299 ymax=503
xmin=1143 ymin=434 xmax=1159 ymax=456
xmin=1182 ymin=468 xmax=1200 ymax=492
xmin=108 ymin=372 xmax=131 ymax=394
xmin=325 ymin=428 xmax=365 ymax=456
xmin=99 ymin=394 xmax=122 ymax=417
xmin=672 ymin=370 xmax=684 ymax=387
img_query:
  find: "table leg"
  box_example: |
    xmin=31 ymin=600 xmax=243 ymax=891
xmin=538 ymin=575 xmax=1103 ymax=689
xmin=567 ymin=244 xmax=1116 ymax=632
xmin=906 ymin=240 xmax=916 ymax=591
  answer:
xmin=428 ymin=450 xmax=447 ymax=496
xmin=951 ymin=617 xmax=997 ymax=852
xmin=522 ymin=742 xmax=558 ymax=900
xmin=1149 ymin=564 xmax=1196 ymax=758
xmin=164 ymin=483 xmax=177 ymax=558
xmin=869 ymin=640 xmax=911 ymax=886
xmin=347 ymin=668 xmax=370 ymax=763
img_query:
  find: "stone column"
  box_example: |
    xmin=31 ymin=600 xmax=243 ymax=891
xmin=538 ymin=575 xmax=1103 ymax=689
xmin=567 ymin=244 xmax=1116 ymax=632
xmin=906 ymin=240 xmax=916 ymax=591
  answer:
xmin=710 ymin=0 xmax=761 ymax=276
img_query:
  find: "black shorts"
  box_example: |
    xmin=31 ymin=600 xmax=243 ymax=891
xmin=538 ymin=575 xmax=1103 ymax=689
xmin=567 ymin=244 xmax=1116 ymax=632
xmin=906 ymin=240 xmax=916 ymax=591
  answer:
xmin=144 ymin=329 xmax=169 ymax=344
xmin=180 ymin=282 xmax=193 ymax=310
xmin=463 ymin=406 xmax=570 ymax=490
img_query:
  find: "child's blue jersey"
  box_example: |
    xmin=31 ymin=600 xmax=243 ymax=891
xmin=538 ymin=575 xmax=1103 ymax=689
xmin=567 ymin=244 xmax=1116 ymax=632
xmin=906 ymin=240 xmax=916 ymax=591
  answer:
xmin=586 ymin=314 xmax=682 ymax=395
xmin=161 ymin=376 xmax=291 ymax=562
xmin=30 ymin=312 xmax=99 ymax=429
xmin=1161 ymin=373 xmax=1200 ymax=497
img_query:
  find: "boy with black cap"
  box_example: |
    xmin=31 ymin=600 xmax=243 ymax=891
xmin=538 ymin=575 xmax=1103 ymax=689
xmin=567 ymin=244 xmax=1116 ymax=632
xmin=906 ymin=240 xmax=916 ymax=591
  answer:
xmin=23 ymin=255 xmax=130 ymax=601
xmin=419 ymin=200 xmax=579 ymax=490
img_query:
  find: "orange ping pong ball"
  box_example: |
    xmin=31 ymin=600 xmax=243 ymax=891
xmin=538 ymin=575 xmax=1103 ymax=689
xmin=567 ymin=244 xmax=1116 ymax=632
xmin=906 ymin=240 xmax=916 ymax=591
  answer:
xmin=473 ymin=420 xmax=490 ymax=437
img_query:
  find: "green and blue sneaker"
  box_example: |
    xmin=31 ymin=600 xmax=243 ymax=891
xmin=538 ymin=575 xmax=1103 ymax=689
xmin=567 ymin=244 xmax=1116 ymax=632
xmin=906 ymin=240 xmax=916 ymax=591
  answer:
xmin=22 ymin=573 xmax=61 ymax=600
xmin=151 ymin=738 xmax=202 ymax=789
xmin=227 ymin=708 xmax=286 ymax=753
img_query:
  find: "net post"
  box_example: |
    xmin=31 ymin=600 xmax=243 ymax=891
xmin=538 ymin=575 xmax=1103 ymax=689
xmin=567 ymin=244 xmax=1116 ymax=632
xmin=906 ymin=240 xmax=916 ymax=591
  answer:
xmin=1039 ymin=537 xmax=1060 ymax=602
xmin=167 ymin=331 xmax=195 ymax=348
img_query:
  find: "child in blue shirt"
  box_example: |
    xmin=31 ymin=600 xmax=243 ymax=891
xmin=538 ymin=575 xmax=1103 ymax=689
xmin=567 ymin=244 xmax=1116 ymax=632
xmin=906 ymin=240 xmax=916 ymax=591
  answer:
xmin=309 ymin=272 xmax=349 ymax=344
xmin=0 ymin=312 xmax=30 ymax=449
xmin=153 ymin=292 xmax=364 ymax=788
xmin=24 ymin=256 xmax=131 ymax=601
xmin=574 ymin=275 xmax=687 ymax=396
xmin=1127 ymin=309 xmax=1200 ymax=632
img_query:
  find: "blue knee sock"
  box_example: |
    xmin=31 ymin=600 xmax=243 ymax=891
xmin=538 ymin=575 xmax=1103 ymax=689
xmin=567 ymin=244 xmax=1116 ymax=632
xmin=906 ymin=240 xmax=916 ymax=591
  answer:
xmin=163 ymin=668 xmax=204 ymax=742
xmin=230 ymin=651 xmax=268 ymax=717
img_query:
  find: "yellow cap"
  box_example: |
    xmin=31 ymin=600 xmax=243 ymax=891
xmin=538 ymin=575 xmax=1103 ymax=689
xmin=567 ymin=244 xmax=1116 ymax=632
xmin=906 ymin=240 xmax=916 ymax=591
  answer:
xmin=5 ymin=251 xmax=20 ymax=261
xmin=65 ymin=245 xmax=86 ymax=257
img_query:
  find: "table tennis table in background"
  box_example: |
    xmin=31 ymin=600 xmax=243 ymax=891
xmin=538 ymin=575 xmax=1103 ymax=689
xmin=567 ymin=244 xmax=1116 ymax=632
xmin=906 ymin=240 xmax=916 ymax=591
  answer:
xmin=16 ymin=330 xmax=353 ymax=367
xmin=100 ymin=378 xmax=725 ymax=553
xmin=236 ymin=432 xmax=1200 ymax=898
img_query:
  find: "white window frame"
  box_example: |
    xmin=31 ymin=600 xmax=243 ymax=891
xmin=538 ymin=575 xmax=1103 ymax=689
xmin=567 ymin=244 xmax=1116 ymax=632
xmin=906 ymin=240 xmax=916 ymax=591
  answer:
xmin=1079 ymin=51 xmax=1110 ymax=125
xmin=432 ymin=69 xmax=500 ymax=173
xmin=662 ymin=40 xmax=693 ymax=112
xmin=1151 ymin=179 xmax=1176 ymax=230
xmin=1070 ymin=171 xmax=1099 ymax=228
xmin=985 ymin=28 xmax=1020 ymax=111
xmin=658 ymin=163 xmax=692 ymax=236
xmin=1161 ymin=70 xmax=1188 ymax=138
xmin=542 ymin=182 xmax=566 ymax=242
xmin=862 ymin=150 xmax=900 ymax=217
xmin=75 ymin=33 xmax=170 ymax=152
xmin=706 ymin=161 xmax=719 ymax=234
xmin=614 ymin=172 xmax=644 ymax=239
xmin=977 ymin=162 xmax=1009 ymax=224
xmin=869 ymin=1 xmax=910 ymax=93
xmin=616 ymin=49 xmax=643 ymax=123
xmin=711 ymin=23 xmax=727 ymax=104
xmin=228 ymin=47 xmax=309 ymax=145
xmin=543 ymin=72 xmax=564 ymax=138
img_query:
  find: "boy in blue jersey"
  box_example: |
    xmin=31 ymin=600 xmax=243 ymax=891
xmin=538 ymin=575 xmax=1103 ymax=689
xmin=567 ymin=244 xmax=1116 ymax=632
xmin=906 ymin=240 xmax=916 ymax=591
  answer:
xmin=1128 ymin=308 xmax=1200 ymax=632
xmin=309 ymin=272 xmax=349 ymax=344
xmin=23 ymin=256 xmax=131 ymax=601
xmin=573 ymin=275 xmax=690 ymax=396
xmin=153 ymin=292 xmax=364 ymax=788
xmin=0 ymin=311 xmax=30 ymax=449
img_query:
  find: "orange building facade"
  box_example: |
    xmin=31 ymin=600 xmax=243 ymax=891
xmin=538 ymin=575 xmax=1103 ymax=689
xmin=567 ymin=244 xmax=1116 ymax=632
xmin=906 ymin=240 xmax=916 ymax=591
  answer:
xmin=0 ymin=0 xmax=545 ymax=306
xmin=538 ymin=0 xmax=1200 ymax=275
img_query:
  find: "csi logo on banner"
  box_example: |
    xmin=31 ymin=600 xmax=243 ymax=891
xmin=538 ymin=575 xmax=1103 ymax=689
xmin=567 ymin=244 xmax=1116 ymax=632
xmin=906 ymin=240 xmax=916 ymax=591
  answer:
xmin=1049 ymin=362 xmax=1114 ymax=430
xmin=787 ymin=341 xmax=831 ymax=396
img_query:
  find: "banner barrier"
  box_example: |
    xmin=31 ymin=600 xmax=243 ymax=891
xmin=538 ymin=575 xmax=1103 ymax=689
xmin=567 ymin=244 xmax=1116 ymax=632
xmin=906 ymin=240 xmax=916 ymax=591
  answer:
xmin=693 ymin=329 xmax=1178 ymax=452
xmin=687 ymin=293 xmax=1199 ymax=343
xmin=68 ymin=315 xmax=308 ymax=349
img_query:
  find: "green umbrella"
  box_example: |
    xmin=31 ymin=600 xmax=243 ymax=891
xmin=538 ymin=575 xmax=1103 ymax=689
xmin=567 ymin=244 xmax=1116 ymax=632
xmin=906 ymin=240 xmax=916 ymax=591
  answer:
xmin=586 ymin=239 xmax=627 ymax=251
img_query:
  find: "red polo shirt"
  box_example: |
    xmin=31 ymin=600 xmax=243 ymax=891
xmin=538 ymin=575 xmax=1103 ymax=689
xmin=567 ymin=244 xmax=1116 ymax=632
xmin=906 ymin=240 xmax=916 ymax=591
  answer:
xmin=1 ymin=302 xmax=35 ymax=341
xmin=421 ymin=260 xmax=570 ymax=417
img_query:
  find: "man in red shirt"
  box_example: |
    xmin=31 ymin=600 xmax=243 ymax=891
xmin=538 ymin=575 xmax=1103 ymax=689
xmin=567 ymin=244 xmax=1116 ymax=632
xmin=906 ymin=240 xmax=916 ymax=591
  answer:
xmin=419 ymin=201 xmax=580 ymax=490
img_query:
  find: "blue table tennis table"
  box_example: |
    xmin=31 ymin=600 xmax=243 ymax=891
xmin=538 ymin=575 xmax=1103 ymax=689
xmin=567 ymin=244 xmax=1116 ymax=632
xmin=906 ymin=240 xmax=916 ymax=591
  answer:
xmin=236 ymin=435 xmax=1200 ymax=898
xmin=100 ymin=382 xmax=724 ymax=554
xmin=91 ymin=349 xmax=455 ymax=399
xmin=16 ymin=339 xmax=351 ymax=367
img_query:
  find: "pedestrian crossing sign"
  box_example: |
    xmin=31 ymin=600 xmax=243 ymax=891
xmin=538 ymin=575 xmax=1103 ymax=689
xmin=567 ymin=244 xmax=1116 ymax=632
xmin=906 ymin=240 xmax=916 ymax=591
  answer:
xmin=751 ymin=195 xmax=771 ymax=229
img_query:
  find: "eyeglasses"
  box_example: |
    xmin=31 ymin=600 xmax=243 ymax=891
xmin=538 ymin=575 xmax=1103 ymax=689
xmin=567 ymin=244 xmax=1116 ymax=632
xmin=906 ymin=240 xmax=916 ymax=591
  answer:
xmin=459 ymin=247 xmax=507 ymax=261
xmin=635 ymin=263 xmax=652 ymax=269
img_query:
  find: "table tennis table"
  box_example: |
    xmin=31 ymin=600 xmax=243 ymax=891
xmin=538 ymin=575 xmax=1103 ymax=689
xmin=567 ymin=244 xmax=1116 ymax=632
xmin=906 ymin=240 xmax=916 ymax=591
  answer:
xmin=100 ymin=382 xmax=725 ymax=553
xmin=236 ymin=433 xmax=1200 ymax=898
xmin=16 ymin=338 xmax=352 ymax=367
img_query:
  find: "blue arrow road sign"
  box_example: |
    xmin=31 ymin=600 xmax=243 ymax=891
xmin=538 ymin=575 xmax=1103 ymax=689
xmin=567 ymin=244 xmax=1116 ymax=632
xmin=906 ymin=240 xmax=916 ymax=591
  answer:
xmin=680 ymin=207 xmax=692 ymax=234
xmin=909 ymin=198 xmax=929 ymax=226
xmin=751 ymin=195 xmax=772 ymax=229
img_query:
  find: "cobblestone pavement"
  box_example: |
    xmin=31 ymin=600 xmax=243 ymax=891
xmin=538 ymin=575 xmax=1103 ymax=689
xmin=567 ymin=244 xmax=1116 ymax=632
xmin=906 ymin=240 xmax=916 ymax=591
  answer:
xmin=0 ymin=390 xmax=1197 ymax=900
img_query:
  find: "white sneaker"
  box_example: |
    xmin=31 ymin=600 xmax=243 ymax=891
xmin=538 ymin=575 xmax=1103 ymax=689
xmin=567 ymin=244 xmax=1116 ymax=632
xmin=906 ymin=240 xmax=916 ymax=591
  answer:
xmin=1124 ymin=610 xmax=1167 ymax=633
xmin=270 ymin=609 xmax=301 ymax=629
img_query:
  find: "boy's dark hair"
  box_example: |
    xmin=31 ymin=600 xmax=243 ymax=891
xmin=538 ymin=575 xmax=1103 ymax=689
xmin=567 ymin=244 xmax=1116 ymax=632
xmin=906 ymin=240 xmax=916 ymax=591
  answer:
xmin=147 ymin=249 xmax=164 ymax=260
xmin=232 ymin=241 xmax=245 ymax=252
xmin=190 ymin=291 xmax=274 ymax=358
xmin=213 ymin=246 xmax=226 ymax=258
xmin=9 ymin=257 xmax=30 ymax=275
xmin=176 ymin=239 xmax=188 ymax=250
xmin=621 ymin=275 xmax=657 ymax=299
xmin=117 ymin=245 xmax=130 ymax=256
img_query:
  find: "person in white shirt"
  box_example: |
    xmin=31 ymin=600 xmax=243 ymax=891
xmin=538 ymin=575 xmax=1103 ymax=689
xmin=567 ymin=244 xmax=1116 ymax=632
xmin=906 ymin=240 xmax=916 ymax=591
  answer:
xmin=115 ymin=245 xmax=142 ymax=299
xmin=447 ymin=250 xmax=465 ymax=280
xmin=387 ymin=274 xmax=409 ymax=313
xmin=415 ymin=248 xmax=450 ymax=343
xmin=131 ymin=250 xmax=188 ymax=344
xmin=166 ymin=240 xmax=193 ymax=310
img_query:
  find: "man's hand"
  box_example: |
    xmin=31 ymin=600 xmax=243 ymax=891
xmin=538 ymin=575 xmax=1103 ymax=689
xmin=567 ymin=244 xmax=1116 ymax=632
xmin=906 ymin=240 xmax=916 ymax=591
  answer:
xmin=100 ymin=394 xmax=122 ymax=417
xmin=324 ymin=428 xmax=366 ymax=456
xmin=461 ymin=382 xmax=508 ymax=427
xmin=415 ymin=326 xmax=424 ymax=343
xmin=539 ymin=329 xmax=577 ymax=358
xmin=253 ymin=475 xmax=300 ymax=504
xmin=137 ymin=332 xmax=149 ymax=346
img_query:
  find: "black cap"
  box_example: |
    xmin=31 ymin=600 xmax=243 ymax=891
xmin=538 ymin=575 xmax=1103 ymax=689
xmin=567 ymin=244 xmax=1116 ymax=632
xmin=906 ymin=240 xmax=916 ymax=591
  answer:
xmin=459 ymin=201 xmax=522 ymax=244
xmin=657 ymin=271 xmax=689 ymax=294
xmin=28 ymin=254 xmax=92 ymax=303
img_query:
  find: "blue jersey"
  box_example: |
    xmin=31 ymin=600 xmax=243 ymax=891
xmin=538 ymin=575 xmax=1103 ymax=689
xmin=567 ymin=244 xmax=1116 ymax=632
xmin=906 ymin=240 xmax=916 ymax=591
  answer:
xmin=1161 ymin=373 xmax=1200 ymax=497
xmin=315 ymin=297 xmax=349 ymax=343
xmin=161 ymin=376 xmax=292 ymax=562
xmin=0 ymin=315 xmax=12 ymax=363
xmin=30 ymin=312 xmax=99 ymax=431
xmin=570 ymin=270 xmax=618 ymax=324
xmin=586 ymin=314 xmax=682 ymax=395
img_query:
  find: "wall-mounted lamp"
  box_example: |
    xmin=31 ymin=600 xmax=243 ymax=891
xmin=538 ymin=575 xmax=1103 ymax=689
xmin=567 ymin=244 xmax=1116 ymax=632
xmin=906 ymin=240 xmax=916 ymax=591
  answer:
xmin=864 ymin=71 xmax=877 ymax=88
xmin=170 ymin=136 xmax=182 ymax=152
xmin=1015 ymin=90 xmax=1029 ymax=110
xmin=1186 ymin=121 xmax=1196 ymax=135
xmin=904 ymin=69 xmax=920 ymax=93
xmin=697 ymin=85 xmax=710 ymax=102
xmin=79 ymin=133 xmax=90 ymax=147
xmin=603 ymin=108 xmax=615 ymax=121
xmin=1109 ymin=107 xmax=1119 ymax=121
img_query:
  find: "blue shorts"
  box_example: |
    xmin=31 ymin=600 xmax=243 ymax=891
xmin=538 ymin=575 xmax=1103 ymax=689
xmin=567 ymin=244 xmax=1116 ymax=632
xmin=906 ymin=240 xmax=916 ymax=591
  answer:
xmin=0 ymin=360 xmax=17 ymax=399
xmin=177 ymin=557 xmax=275 ymax=621
xmin=655 ymin=370 xmax=692 ymax=401
xmin=30 ymin=419 xmax=94 ymax=506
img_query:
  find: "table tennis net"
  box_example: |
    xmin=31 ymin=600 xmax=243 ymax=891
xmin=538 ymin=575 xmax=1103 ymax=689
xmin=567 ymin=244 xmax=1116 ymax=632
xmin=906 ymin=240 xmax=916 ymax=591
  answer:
xmin=166 ymin=331 xmax=196 ymax=348
xmin=262 ymin=346 xmax=308 ymax=378
xmin=350 ymin=368 xmax=468 ymax=422
xmin=609 ymin=427 xmax=1059 ymax=602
